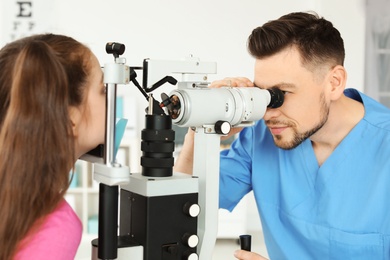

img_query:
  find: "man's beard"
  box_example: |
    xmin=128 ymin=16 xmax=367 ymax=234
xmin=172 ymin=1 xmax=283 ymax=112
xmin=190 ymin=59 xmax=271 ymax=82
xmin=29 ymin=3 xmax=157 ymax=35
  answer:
xmin=267 ymin=93 xmax=330 ymax=150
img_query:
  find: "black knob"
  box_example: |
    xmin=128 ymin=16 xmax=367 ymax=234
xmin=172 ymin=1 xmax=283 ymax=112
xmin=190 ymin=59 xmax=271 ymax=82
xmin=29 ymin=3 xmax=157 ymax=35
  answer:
xmin=215 ymin=120 xmax=231 ymax=135
xmin=106 ymin=42 xmax=125 ymax=58
xmin=239 ymin=234 xmax=252 ymax=251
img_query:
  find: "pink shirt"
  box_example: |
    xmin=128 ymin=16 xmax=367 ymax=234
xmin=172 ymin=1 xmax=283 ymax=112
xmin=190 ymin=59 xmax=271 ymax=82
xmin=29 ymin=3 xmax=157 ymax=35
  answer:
xmin=15 ymin=199 xmax=82 ymax=260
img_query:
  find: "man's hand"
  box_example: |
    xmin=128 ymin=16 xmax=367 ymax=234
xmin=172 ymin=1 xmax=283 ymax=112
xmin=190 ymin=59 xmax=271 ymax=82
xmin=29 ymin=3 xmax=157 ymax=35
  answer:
xmin=234 ymin=250 xmax=268 ymax=260
xmin=173 ymin=77 xmax=255 ymax=174
xmin=209 ymin=77 xmax=254 ymax=140
xmin=209 ymin=77 xmax=254 ymax=88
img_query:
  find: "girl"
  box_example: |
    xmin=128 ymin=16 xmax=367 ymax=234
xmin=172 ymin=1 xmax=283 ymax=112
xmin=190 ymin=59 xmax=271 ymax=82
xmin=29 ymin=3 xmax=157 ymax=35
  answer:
xmin=0 ymin=34 xmax=106 ymax=259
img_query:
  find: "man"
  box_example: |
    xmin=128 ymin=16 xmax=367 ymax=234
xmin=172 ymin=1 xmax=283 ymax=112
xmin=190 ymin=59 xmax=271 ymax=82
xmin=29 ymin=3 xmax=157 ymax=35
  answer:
xmin=175 ymin=11 xmax=390 ymax=259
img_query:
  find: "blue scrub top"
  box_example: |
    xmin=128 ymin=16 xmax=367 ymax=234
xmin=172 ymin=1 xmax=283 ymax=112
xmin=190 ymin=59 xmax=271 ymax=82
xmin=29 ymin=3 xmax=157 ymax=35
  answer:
xmin=219 ymin=89 xmax=390 ymax=259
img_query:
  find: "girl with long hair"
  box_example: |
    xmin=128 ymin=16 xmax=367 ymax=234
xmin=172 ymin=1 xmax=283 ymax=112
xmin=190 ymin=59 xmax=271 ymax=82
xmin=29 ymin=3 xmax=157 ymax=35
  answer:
xmin=0 ymin=34 xmax=106 ymax=259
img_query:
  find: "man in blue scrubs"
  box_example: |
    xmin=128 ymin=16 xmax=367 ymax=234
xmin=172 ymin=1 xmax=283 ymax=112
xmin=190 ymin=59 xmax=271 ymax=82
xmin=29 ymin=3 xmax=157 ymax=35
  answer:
xmin=175 ymin=12 xmax=390 ymax=259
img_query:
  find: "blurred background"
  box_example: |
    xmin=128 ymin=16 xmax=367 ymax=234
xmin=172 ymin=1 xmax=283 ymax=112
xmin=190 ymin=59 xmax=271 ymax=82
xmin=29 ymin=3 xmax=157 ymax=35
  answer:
xmin=2 ymin=0 xmax=388 ymax=258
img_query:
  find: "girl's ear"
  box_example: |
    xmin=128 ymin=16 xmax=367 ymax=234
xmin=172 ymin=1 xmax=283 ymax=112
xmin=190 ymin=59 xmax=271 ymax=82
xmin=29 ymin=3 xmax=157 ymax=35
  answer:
xmin=69 ymin=107 xmax=81 ymax=137
xmin=328 ymin=65 xmax=347 ymax=100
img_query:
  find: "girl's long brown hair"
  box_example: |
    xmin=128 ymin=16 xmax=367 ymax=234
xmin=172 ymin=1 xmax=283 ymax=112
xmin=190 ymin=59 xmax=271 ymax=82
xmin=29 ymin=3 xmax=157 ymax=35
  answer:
xmin=0 ymin=34 xmax=91 ymax=260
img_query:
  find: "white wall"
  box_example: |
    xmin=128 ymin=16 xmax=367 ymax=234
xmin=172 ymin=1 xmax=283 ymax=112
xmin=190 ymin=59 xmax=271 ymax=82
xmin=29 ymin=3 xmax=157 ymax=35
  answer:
xmin=319 ymin=0 xmax=366 ymax=92
xmin=0 ymin=0 xmax=367 ymax=232
xmin=0 ymin=0 xmax=367 ymax=139
xmin=49 ymin=0 xmax=364 ymax=159
xmin=47 ymin=0 xmax=317 ymax=150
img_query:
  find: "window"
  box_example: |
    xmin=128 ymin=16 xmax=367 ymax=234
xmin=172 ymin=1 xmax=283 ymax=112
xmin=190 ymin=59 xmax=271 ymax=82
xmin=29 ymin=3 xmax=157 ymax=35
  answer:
xmin=365 ymin=0 xmax=390 ymax=107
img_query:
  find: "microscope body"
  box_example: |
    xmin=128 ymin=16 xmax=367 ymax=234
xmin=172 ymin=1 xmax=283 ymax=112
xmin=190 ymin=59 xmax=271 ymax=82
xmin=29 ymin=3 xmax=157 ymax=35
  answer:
xmin=91 ymin=92 xmax=200 ymax=259
xmin=90 ymin=44 xmax=283 ymax=260
xmin=118 ymin=108 xmax=200 ymax=260
xmin=119 ymin=173 xmax=199 ymax=259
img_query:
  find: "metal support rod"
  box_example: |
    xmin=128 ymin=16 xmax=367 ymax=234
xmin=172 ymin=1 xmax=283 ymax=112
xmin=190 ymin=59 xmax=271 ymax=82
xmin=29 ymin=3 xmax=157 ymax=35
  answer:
xmin=104 ymin=83 xmax=117 ymax=165
xmin=98 ymin=184 xmax=119 ymax=259
xmin=192 ymin=129 xmax=221 ymax=259
xmin=98 ymin=83 xmax=119 ymax=259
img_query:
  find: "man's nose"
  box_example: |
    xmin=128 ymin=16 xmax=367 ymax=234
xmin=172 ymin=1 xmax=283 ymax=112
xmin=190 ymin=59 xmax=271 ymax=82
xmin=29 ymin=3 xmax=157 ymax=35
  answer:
xmin=263 ymin=107 xmax=281 ymax=121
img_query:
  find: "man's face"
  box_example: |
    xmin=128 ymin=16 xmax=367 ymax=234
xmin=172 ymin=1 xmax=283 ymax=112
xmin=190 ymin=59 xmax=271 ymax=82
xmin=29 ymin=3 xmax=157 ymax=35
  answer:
xmin=254 ymin=46 xmax=331 ymax=150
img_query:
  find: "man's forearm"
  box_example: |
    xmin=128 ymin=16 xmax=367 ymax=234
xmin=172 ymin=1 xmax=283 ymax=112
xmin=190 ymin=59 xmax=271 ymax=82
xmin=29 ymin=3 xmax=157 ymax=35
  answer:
xmin=174 ymin=128 xmax=195 ymax=175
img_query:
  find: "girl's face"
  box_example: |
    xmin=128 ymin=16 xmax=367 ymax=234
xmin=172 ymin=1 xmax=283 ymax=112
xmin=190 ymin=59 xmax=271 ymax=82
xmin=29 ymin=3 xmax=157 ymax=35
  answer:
xmin=73 ymin=54 xmax=106 ymax=158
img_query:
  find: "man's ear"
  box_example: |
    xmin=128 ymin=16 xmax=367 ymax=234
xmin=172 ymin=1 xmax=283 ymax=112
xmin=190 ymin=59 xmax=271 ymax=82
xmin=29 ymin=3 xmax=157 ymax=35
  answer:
xmin=69 ymin=106 xmax=81 ymax=137
xmin=328 ymin=65 xmax=347 ymax=100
